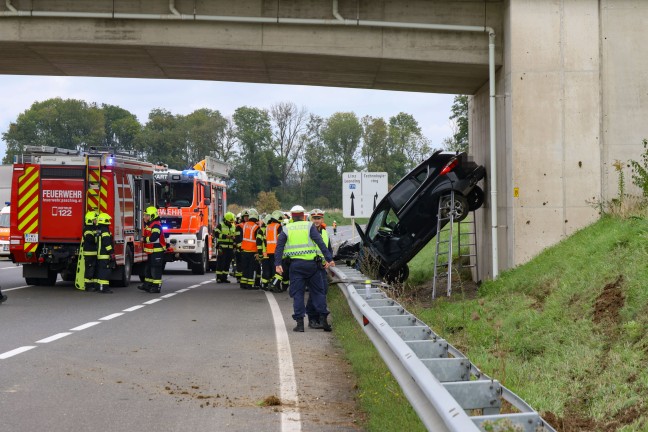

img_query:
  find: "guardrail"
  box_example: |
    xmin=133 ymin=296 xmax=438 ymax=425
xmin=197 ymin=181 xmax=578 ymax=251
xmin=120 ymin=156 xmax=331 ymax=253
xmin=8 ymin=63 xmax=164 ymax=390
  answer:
xmin=330 ymin=265 xmax=556 ymax=432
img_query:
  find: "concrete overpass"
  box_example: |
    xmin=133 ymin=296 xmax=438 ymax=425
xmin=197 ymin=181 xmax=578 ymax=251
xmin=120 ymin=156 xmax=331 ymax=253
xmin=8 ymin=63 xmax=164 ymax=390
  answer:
xmin=1 ymin=0 xmax=647 ymax=280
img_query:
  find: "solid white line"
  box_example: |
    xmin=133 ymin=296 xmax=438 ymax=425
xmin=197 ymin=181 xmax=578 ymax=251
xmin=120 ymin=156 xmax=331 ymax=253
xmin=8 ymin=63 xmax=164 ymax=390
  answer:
xmin=200 ymin=280 xmax=212 ymax=284
xmin=0 ymin=266 xmax=20 ymax=270
xmin=160 ymin=293 xmax=177 ymax=298
xmin=176 ymin=289 xmax=190 ymax=293
xmin=264 ymin=292 xmax=302 ymax=432
xmin=187 ymin=285 xmax=200 ymax=289
xmin=3 ymin=285 xmax=30 ymax=292
xmin=36 ymin=332 xmax=72 ymax=343
xmin=99 ymin=313 xmax=124 ymax=321
xmin=0 ymin=346 xmax=37 ymax=360
xmin=123 ymin=305 xmax=146 ymax=312
xmin=143 ymin=298 xmax=162 ymax=304
xmin=70 ymin=322 xmax=101 ymax=331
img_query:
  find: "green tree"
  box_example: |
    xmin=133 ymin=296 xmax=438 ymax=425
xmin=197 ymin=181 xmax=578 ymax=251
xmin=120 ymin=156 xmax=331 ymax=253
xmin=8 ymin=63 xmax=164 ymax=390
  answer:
xmin=444 ymin=95 xmax=469 ymax=152
xmin=2 ymin=98 xmax=104 ymax=163
xmin=270 ymin=101 xmax=308 ymax=197
xmin=255 ymin=191 xmax=281 ymax=213
xmin=387 ymin=112 xmax=424 ymax=179
xmin=136 ymin=108 xmax=185 ymax=168
xmin=101 ymin=104 xmax=141 ymax=152
xmin=360 ymin=116 xmax=389 ymax=171
xmin=321 ymin=112 xmax=362 ymax=176
xmin=181 ymin=108 xmax=229 ymax=167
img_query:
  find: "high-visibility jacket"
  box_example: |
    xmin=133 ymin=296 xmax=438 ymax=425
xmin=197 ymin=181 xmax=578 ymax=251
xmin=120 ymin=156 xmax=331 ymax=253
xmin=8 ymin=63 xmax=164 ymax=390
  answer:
xmin=283 ymin=221 xmax=318 ymax=260
xmin=241 ymin=221 xmax=261 ymax=253
xmin=144 ymin=218 xmax=167 ymax=254
xmin=215 ymin=221 xmax=236 ymax=249
xmin=97 ymin=225 xmax=114 ymax=260
xmin=315 ymin=227 xmax=331 ymax=258
xmin=82 ymin=223 xmax=98 ymax=256
xmin=265 ymin=222 xmax=281 ymax=254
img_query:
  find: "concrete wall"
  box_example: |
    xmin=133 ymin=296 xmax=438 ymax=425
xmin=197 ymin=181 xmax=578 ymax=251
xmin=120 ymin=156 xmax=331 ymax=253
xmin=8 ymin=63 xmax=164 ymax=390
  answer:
xmin=471 ymin=0 xmax=648 ymax=280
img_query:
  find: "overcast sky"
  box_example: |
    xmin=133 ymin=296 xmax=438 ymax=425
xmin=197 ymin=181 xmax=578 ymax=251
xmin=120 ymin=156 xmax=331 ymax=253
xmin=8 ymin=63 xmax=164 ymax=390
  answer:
xmin=0 ymin=75 xmax=456 ymax=159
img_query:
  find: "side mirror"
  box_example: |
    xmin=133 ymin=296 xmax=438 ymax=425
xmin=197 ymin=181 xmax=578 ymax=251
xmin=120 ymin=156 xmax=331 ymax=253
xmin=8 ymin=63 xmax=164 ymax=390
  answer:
xmin=204 ymin=198 xmax=211 ymax=205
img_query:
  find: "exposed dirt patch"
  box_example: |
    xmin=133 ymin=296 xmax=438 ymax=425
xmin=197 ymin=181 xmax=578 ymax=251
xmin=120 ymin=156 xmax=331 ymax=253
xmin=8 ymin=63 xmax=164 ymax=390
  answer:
xmin=543 ymin=404 xmax=643 ymax=432
xmin=529 ymin=278 xmax=557 ymax=311
xmin=592 ymin=275 xmax=625 ymax=325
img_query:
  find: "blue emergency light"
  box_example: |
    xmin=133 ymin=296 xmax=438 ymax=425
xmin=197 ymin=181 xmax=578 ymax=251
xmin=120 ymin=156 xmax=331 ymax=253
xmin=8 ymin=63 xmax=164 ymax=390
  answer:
xmin=181 ymin=170 xmax=199 ymax=178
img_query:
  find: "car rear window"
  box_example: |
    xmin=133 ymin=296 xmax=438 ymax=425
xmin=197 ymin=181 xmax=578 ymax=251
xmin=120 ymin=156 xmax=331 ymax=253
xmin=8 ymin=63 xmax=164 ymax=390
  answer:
xmin=389 ymin=179 xmax=418 ymax=211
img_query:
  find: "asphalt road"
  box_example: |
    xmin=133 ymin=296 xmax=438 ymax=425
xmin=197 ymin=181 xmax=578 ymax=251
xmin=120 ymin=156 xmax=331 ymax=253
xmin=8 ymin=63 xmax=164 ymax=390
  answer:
xmin=0 ymin=243 xmax=361 ymax=432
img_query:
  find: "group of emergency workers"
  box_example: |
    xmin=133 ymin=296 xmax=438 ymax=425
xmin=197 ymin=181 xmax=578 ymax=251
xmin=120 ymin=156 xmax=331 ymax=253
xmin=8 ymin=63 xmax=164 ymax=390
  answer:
xmin=213 ymin=205 xmax=335 ymax=332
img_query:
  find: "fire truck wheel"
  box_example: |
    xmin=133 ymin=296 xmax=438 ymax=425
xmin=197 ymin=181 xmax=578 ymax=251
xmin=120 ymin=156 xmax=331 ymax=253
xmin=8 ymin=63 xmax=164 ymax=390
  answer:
xmin=43 ymin=270 xmax=58 ymax=286
xmin=112 ymin=247 xmax=133 ymax=288
xmin=192 ymin=247 xmax=208 ymax=275
xmin=25 ymin=277 xmax=40 ymax=286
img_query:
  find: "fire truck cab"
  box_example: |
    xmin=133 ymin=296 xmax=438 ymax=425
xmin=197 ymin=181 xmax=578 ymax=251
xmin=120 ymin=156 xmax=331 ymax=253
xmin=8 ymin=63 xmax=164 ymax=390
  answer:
xmin=10 ymin=146 xmax=156 ymax=286
xmin=154 ymin=157 xmax=227 ymax=274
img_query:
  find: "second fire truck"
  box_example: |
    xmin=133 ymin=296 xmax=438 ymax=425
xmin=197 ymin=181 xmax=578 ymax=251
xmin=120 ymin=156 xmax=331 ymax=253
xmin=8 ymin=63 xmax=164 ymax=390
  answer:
xmin=154 ymin=156 xmax=227 ymax=274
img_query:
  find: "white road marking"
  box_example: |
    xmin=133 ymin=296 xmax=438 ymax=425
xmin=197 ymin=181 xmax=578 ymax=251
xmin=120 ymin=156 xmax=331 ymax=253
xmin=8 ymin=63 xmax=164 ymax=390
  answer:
xmin=123 ymin=305 xmax=146 ymax=312
xmin=187 ymin=285 xmax=200 ymax=289
xmin=143 ymin=298 xmax=162 ymax=304
xmin=0 ymin=266 xmax=20 ymax=270
xmin=176 ymin=288 xmax=190 ymax=293
xmin=3 ymin=285 xmax=31 ymax=292
xmin=160 ymin=293 xmax=177 ymax=298
xmin=70 ymin=322 xmax=101 ymax=331
xmin=0 ymin=346 xmax=37 ymax=360
xmin=99 ymin=313 xmax=124 ymax=321
xmin=200 ymin=280 xmax=212 ymax=284
xmin=264 ymin=292 xmax=302 ymax=432
xmin=36 ymin=333 xmax=72 ymax=343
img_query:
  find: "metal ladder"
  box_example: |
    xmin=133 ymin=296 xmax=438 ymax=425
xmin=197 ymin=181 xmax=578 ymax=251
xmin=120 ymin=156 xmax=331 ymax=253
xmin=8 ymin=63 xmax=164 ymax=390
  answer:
xmin=432 ymin=191 xmax=478 ymax=298
xmin=86 ymin=154 xmax=103 ymax=214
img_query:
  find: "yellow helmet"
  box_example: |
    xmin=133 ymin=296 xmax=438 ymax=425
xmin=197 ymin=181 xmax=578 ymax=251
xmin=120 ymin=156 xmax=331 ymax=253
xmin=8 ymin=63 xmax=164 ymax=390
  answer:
xmin=145 ymin=206 xmax=158 ymax=219
xmin=85 ymin=210 xmax=98 ymax=224
xmin=224 ymin=212 xmax=236 ymax=222
xmin=97 ymin=212 xmax=112 ymax=225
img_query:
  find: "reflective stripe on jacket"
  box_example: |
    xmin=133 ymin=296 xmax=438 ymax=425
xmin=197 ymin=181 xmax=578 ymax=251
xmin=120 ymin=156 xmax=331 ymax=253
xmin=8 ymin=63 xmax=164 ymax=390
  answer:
xmin=283 ymin=221 xmax=317 ymax=260
xmin=241 ymin=221 xmax=260 ymax=252
xmin=144 ymin=219 xmax=167 ymax=254
xmin=265 ymin=222 xmax=280 ymax=254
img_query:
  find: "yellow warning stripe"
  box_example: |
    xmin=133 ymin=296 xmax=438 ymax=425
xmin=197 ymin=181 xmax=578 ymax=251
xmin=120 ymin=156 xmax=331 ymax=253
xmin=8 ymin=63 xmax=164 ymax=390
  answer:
xmin=18 ymin=183 xmax=38 ymax=209
xmin=18 ymin=169 xmax=38 ymax=195
xmin=17 ymin=166 xmax=39 ymax=253
xmin=18 ymin=206 xmax=38 ymax=231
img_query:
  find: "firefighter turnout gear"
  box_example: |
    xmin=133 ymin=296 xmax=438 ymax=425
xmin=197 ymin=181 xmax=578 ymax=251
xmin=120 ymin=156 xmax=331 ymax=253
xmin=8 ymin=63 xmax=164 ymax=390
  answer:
xmin=81 ymin=211 xmax=99 ymax=292
xmin=140 ymin=210 xmax=167 ymax=293
xmin=261 ymin=213 xmax=282 ymax=290
xmin=214 ymin=216 xmax=236 ymax=283
xmin=96 ymin=213 xmax=114 ymax=294
xmin=239 ymin=216 xmax=263 ymax=289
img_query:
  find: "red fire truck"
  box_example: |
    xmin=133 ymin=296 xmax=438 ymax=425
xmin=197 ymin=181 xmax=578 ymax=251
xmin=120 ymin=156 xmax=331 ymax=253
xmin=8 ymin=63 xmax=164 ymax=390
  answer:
xmin=10 ymin=146 xmax=156 ymax=286
xmin=154 ymin=156 xmax=228 ymax=274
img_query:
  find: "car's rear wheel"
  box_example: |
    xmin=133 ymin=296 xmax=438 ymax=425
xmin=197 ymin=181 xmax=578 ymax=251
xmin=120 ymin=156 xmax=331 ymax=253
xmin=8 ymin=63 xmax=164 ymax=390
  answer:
xmin=439 ymin=194 xmax=469 ymax=222
xmin=467 ymin=186 xmax=485 ymax=211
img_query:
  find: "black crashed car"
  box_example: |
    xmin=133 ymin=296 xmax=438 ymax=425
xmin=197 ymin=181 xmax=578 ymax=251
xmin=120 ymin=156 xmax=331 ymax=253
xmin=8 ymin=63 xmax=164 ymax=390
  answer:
xmin=339 ymin=151 xmax=486 ymax=282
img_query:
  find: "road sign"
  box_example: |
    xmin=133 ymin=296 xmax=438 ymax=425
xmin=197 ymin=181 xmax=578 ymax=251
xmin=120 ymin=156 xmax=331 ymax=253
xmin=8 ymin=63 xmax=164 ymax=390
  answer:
xmin=342 ymin=172 xmax=388 ymax=218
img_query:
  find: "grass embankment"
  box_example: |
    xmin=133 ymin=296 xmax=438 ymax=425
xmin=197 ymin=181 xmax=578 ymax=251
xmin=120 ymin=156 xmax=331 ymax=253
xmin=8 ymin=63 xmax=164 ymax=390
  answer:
xmin=321 ymin=210 xmax=368 ymax=227
xmin=330 ymin=214 xmax=648 ymax=431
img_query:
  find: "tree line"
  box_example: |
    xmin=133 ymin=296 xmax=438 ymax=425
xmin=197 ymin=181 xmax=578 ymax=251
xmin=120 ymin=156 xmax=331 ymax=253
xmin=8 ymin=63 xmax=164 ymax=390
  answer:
xmin=2 ymin=96 xmax=468 ymax=208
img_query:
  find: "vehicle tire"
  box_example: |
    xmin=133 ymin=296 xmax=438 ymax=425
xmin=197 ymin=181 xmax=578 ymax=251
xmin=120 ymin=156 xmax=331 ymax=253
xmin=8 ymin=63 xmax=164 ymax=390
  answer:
xmin=112 ymin=247 xmax=133 ymax=287
xmin=467 ymin=186 xmax=485 ymax=211
xmin=192 ymin=247 xmax=208 ymax=275
xmin=43 ymin=270 xmax=58 ymax=286
xmin=60 ymin=271 xmax=75 ymax=282
xmin=25 ymin=277 xmax=40 ymax=286
xmin=439 ymin=194 xmax=470 ymax=222
xmin=381 ymin=264 xmax=410 ymax=284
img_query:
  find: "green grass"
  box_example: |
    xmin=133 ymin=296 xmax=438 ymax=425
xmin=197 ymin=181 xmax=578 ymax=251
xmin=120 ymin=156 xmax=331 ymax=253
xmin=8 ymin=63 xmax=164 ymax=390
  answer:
xmin=321 ymin=209 xmax=368 ymax=227
xmin=331 ymin=213 xmax=648 ymax=431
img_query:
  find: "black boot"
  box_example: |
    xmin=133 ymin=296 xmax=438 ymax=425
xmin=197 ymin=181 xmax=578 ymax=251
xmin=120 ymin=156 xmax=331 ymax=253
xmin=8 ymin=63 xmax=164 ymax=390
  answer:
xmin=0 ymin=294 xmax=7 ymax=303
xmin=293 ymin=319 xmax=304 ymax=332
xmin=86 ymin=283 xmax=97 ymax=292
xmin=137 ymin=283 xmax=150 ymax=292
xmin=308 ymin=316 xmax=323 ymax=329
xmin=148 ymin=285 xmax=161 ymax=293
xmin=320 ymin=314 xmax=332 ymax=332
xmin=98 ymin=285 xmax=113 ymax=294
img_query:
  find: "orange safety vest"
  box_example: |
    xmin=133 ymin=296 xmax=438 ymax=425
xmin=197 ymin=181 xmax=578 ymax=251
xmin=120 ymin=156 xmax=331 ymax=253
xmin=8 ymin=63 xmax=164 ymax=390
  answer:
xmin=265 ymin=222 xmax=280 ymax=254
xmin=241 ymin=221 xmax=259 ymax=252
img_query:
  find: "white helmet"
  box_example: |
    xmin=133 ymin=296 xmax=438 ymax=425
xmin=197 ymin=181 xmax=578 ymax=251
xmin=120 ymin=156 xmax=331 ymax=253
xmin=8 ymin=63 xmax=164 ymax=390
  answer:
xmin=290 ymin=205 xmax=305 ymax=214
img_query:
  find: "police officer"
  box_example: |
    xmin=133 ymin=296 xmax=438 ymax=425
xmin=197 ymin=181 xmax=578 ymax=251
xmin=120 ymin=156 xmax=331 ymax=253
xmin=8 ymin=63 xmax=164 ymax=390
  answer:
xmin=82 ymin=210 xmax=99 ymax=292
xmin=139 ymin=206 xmax=167 ymax=293
xmin=96 ymin=212 xmax=114 ymax=294
xmin=275 ymin=205 xmax=335 ymax=332
xmin=239 ymin=209 xmax=263 ymax=289
xmin=305 ymin=209 xmax=332 ymax=329
xmin=214 ymin=212 xmax=236 ymax=283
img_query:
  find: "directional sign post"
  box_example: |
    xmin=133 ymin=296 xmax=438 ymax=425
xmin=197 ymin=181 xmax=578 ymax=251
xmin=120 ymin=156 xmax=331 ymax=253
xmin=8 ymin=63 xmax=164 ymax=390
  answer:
xmin=342 ymin=172 xmax=389 ymax=234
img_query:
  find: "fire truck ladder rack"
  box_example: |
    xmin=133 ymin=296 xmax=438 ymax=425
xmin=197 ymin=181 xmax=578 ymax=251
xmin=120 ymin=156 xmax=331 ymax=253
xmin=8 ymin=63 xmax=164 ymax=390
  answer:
xmin=330 ymin=264 xmax=556 ymax=432
xmin=432 ymin=191 xmax=478 ymax=299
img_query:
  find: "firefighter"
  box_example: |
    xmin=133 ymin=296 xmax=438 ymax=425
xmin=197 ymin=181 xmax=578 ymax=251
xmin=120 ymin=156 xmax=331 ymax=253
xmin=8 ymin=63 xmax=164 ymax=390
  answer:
xmin=234 ymin=210 xmax=248 ymax=283
xmin=240 ymin=208 xmax=263 ymax=289
xmin=332 ymin=220 xmax=338 ymax=236
xmin=139 ymin=206 xmax=167 ymax=293
xmin=214 ymin=212 xmax=236 ymax=283
xmin=82 ymin=210 xmax=100 ymax=292
xmin=0 ymin=287 xmax=7 ymax=304
xmin=274 ymin=205 xmax=335 ymax=332
xmin=305 ymin=209 xmax=332 ymax=329
xmin=263 ymin=210 xmax=283 ymax=291
xmin=96 ymin=212 xmax=114 ymax=294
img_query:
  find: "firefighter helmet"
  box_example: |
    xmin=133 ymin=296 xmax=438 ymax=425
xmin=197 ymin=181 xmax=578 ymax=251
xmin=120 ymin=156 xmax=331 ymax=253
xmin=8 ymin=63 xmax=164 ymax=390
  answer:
xmin=247 ymin=208 xmax=259 ymax=220
xmin=145 ymin=206 xmax=158 ymax=219
xmin=264 ymin=214 xmax=272 ymax=225
xmin=271 ymin=210 xmax=283 ymax=221
xmin=290 ymin=205 xmax=305 ymax=214
xmin=97 ymin=213 xmax=112 ymax=225
xmin=224 ymin=212 xmax=235 ymax=222
xmin=85 ymin=210 xmax=98 ymax=224
xmin=242 ymin=209 xmax=249 ymax=217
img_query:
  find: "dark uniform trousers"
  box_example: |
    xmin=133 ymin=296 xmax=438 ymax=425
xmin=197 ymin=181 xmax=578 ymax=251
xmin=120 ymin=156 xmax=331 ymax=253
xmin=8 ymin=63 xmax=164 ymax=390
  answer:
xmin=289 ymin=259 xmax=327 ymax=320
xmin=216 ymin=248 xmax=234 ymax=282
xmin=145 ymin=251 xmax=164 ymax=292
